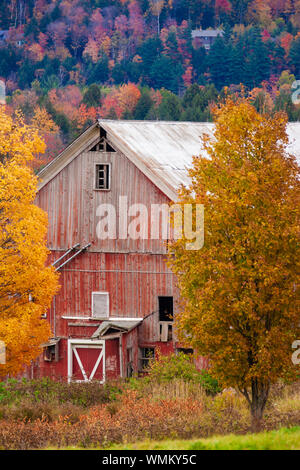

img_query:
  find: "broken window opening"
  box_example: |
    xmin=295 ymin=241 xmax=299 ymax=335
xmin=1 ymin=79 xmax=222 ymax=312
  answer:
xmin=176 ymin=348 xmax=194 ymax=356
xmin=158 ymin=296 xmax=173 ymax=322
xmin=95 ymin=164 xmax=110 ymax=190
xmin=43 ymin=343 xmax=59 ymax=362
xmin=90 ymin=139 xmax=115 ymax=152
xmin=139 ymin=347 xmax=155 ymax=371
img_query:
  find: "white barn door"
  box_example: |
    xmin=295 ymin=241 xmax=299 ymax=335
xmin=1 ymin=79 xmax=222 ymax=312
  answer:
xmin=68 ymin=339 xmax=105 ymax=383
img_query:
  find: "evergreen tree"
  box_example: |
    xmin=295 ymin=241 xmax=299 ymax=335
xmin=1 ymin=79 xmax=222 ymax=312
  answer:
xmin=289 ymin=37 xmax=300 ymax=77
xmin=18 ymin=59 xmax=36 ymax=89
xmin=158 ymin=89 xmax=182 ymax=120
xmin=166 ymin=31 xmax=181 ymax=64
xmin=207 ymin=37 xmax=229 ymax=90
xmin=83 ymin=84 xmax=101 ymax=107
xmin=181 ymin=83 xmax=218 ymax=121
xmin=134 ymin=89 xmax=153 ymax=119
xmin=0 ymin=46 xmax=19 ymax=78
xmin=86 ymin=55 xmax=109 ymax=85
xmin=150 ymin=56 xmax=183 ymax=94
xmin=137 ymin=37 xmax=163 ymax=79
xmin=242 ymin=27 xmax=271 ymax=88
xmin=227 ymin=41 xmax=245 ymax=85
xmin=192 ymin=46 xmax=207 ymax=81
xmin=24 ymin=17 xmax=39 ymax=41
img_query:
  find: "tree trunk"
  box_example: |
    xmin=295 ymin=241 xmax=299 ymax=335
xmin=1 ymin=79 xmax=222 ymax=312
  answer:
xmin=250 ymin=402 xmax=264 ymax=432
xmin=242 ymin=379 xmax=270 ymax=432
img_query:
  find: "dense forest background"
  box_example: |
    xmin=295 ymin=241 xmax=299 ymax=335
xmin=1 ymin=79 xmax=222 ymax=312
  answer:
xmin=0 ymin=0 xmax=300 ymax=166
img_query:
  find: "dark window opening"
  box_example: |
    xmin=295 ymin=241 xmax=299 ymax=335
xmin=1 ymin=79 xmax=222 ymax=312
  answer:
xmin=159 ymin=296 xmax=173 ymax=322
xmin=176 ymin=348 xmax=193 ymax=356
xmin=95 ymin=164 xmax=110 ymax=190
xmin=90 ymin=141 xmax=103 ymax=152
xmin=106 ymin=142 xmax=115 ymax=152
xmin=100 ymin=126 xmax=107 ymax=139
xmin=139 ymin=347 xmax=155 ymax=371
xmin=90 ymin=139 xmax=115 ymax=152
xmin=43 ymin=343 xmax=59 ymax=362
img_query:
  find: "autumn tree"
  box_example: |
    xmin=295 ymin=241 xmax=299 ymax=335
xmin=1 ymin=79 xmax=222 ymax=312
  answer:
xmin=0 ymin=106 xmax=59 ymax=376
xmin=149 ymin=0 xmax=165 ymax=35
xmin=169 ymin=97 xmax=300 ymax=428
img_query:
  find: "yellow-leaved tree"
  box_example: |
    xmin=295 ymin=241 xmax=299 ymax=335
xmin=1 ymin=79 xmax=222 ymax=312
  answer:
xmin=0 ymin=106 xmax=59 ymax=376
xmin=169 ymin=97 xmax=300 ymax=429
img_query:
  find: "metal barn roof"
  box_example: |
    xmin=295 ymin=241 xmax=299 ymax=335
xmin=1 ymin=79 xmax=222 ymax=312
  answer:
xmin=38 ymin=120 xmax=300 ymax=200
xmin=99 ymin=120 xmax=300 ymax=199
xmin=99 ymin=120 xmax=215 ymax=199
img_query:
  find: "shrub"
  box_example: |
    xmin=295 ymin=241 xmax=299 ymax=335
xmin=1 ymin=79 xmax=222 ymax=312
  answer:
xmin=0 ymin=377 xmax=116 ymax=407
xmin=145 ymin=351 xmax=220 ymax=395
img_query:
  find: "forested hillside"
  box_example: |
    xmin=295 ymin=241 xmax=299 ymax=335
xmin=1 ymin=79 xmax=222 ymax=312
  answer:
xmin=1 ymin=0 xmax=300 ymax=167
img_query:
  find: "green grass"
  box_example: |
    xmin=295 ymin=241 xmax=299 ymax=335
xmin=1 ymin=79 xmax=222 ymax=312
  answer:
xmin=105 ymin=426 xmax=300 ymax=450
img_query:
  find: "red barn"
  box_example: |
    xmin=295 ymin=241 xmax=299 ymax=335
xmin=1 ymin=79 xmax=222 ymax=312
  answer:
xmin=33 ymin=120 xmax=300 ymax=382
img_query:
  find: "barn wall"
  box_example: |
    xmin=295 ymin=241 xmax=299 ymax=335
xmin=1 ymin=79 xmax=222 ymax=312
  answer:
xmin=34 ymin=127 xmax=207 ymax=381
xmin=47 ymin=250 xmax=178 ymax=335
xmin=36 ymin=146 xmax=172 ymax=254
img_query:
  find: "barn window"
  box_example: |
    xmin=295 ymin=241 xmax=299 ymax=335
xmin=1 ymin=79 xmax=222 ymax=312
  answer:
xmin=92 ymin=292 xmax=109 ymax=318
xmin=42 ymin=339 xmax=60 ymax=362
xmin=95 ymin=164 xmax=110 ymax=190
xmin=158 ymin=296 xmax=173 ymax=322
xmin=139 ymin=347 xmax=155 ymax=371
xmin=176 ymin=348 xmax=193 ymax=356
xmin=90 ymin=139 xmax=115 ymax=152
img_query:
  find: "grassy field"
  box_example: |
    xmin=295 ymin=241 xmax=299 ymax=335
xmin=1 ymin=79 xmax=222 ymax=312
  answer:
xmin=106 ymin=426 xmax=300 ymax=450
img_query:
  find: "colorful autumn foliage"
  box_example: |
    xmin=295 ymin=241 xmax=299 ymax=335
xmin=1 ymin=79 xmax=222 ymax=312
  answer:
xmin=1 ymin=0 xmax=300 ymax=97
xmin=0 ymin=1 xmax=299 ymax=172
xmin=168 ymin=97 xmax=300 ymax=426
xmin=0 ymin=106 xmax=59 ymax=376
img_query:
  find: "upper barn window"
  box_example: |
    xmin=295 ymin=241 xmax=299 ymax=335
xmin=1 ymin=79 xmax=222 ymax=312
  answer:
xmin=158 ymin=296 xmax=173 ymax=322
xmin=90 ymin=139 xmax=115 ymax=152
xmin=95 ymin=163 xmax=110 ymax=190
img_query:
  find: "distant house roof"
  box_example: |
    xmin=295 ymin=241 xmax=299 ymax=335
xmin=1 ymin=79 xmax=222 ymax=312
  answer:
xmin=192 ymin=29 xmax=224 ymax=39
xmin=38 ymin=120 xmax=300 ymax=201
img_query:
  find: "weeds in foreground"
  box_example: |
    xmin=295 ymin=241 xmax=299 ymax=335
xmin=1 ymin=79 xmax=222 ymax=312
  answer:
xmin=0 ymin=355 xmax=299 ymax=450
xmin=0 ymin=378 xmax=299 ymax=449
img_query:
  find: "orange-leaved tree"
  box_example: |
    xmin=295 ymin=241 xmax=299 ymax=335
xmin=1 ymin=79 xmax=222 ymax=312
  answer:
xmin=168 ymin=97 xmax=300 ymax=428
xmin=0 ymin=106 xmax=59 ymax=376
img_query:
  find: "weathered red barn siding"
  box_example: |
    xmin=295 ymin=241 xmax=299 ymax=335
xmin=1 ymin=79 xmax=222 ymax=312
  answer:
xmin=47 ymin=252 xmax=175 ymax=322
xmin=34 ymin=130 xmax=184 ymax=381
xmin=36 ymin=145 xmax=171 ymax=254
